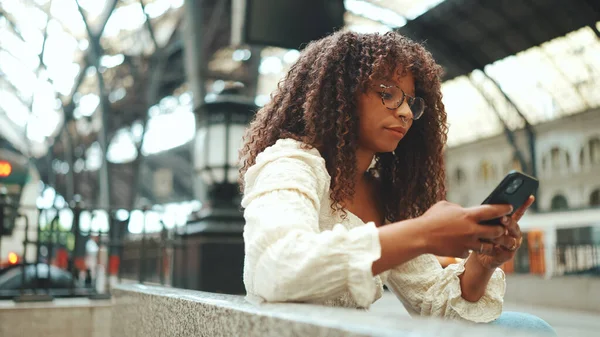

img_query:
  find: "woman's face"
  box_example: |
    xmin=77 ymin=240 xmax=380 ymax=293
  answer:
xmin=356 ymin=71 xmax=416 ymax=153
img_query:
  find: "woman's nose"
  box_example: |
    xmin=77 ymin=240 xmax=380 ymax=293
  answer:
xmin=395 ymin=101 xmax=413 ymax=122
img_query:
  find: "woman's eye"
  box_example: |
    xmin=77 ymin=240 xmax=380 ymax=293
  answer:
xmin=380 ymin=92 xmax=393 ymax=100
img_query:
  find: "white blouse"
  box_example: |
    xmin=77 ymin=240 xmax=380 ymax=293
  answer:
xmin=241 ymin=138 xmax=505 ymax=323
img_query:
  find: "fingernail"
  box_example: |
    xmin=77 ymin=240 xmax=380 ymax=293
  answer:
xmin=505 ymin=229 xmax=509 ymax=235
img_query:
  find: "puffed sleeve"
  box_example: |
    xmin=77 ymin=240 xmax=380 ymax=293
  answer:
xmin=382 ymin=254 xmax=506 ymax=323
xmin=242 ymin=139 xmax=382 ymax=308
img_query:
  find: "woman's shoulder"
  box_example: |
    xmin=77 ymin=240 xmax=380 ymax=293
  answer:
xmin=257 ymin=138 xmax=320 ymax=158
xmin=241 ymin=138 xmax=332 ymax=208
xmin=244 ymin=138 xmax=330 ymax=186
xmin=251 ymin=138 xmax=326 ymax=170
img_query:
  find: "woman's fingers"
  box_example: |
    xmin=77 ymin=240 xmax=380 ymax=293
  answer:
xmin=492 ymin=235 xmax=519 ymax=251
xmin=506 ymin=203 xmax=526 ymax=238
xmin=467 ymin=204 xmax=513 ymax=223
xmin=471 ymin=241 xmax=496 ymax=255
xmin=512 ymin=195 xmax=535 ymax=222
xmin=475 ymin=224 xmax=505 ymax=240
xmin=505 ymin=219 xmax=522 ymax=239
xmin=503 ymin=195 xmax=533 ymax=238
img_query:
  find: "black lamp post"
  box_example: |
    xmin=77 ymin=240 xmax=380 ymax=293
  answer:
xmin=173 ymin=94 xmax=256 ymax=294
xmin=191 ymin=94 xmax=255 ymax=224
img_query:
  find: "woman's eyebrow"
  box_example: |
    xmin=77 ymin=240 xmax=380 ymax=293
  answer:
xmin=375 ymin=77 xmax=416 ymax=96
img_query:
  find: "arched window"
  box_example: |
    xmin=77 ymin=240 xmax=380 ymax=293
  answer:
xmin=550 ymin=194 xmax=569 ymax=211
xmin=549 ymin=147 xmax=570 ymax=172
xmin=589 ymin=137 xmax=600 ymax=165
xmin=550 ymin=148 xmax=560 ymax=169
xmin=454 ymin=167 xmax=466 ymax=186
xmin=479 ymin=160 xmax=495 ymax=183
xmin=590 ymin=189 xmax=600 ymax=207
xmin=542 ymin=154 xmax=548 ymax=172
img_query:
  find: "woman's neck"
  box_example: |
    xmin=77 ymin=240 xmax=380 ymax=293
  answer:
xmin=355 ymin=146 xmax=375 ymax=183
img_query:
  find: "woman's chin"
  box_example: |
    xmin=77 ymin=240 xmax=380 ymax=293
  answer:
xmin=375 ymin=141 xmax=401 ymax=153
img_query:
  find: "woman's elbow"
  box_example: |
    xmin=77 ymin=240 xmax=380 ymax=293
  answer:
xmin=244 ymin=259 xmax=309 ymax=303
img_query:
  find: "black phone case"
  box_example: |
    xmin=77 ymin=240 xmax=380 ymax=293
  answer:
xmin=480 ymin=170 xmax=539 ymax=225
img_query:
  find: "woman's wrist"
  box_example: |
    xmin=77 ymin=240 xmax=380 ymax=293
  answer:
xmin=471 ymin=251 xmax=502 ymax=270
xmin=459 ymin=253 xmax=497 ymax=302
xmin=404 ymin=217 xmax=430 ymax=255
xmin=371 ymin=218 xmax=429 ymax=275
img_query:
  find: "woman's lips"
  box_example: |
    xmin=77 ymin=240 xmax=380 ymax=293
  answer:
xmin=384 ymin=127 xmax=405 ymax=138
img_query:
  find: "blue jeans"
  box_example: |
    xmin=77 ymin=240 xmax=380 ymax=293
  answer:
xmin=489 ymin=312 xmax=557 ymax=336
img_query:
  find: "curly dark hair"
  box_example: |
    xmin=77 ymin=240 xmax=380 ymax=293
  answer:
xmin=239 ymin=30 xmax=448 ymax=223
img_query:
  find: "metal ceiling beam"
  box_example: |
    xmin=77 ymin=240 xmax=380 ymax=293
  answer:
xmin=479 ymin=1 xmax=568 ymax=113
xmin=581 ymin=0 xmax=600 ymax=16
xmin=468 ymin=76 xmax=529 ymax=178
xmin=90 ymin=0 xmax=120 ymax=38
xmin=444 ymin=1 xmax=539 ymax=183
xmin=129 ymin=20 xmax=184 ymax=209
xmin=203 ymin=0 xmax=227 ymax=52
xmin=520 ymin=0 xmax=569 ymax=45
xmin=62 ymin=0 xmax=117 ymax=114
xmin=75 ymin=0 xmax=118 ymax=209
xmin=0 ymin=11 xmax=25 ymax=42
xmin=0 ymin=74 xmax=32 ymax=109
xmin=515 ymin=0 xmax=593 ymax=109
xmin=397 ymin=12 xmax=537 ymax=206
xmin=37 ymin=2 xmax=50 ymax=75
xmin=450 ymin=2 xmax=532 ymax=123
xmin=591 ymin=24 xmax=600 ymax=40
xmin=139 ymin=0 xmax=159 ymax=51
xmin=0 ymin=12 xmax=55 ymax=88
xmin=399 ymin=0 xmax=597 ymax=80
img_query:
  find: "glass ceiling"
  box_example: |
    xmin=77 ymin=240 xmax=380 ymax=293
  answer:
xmin=1 ymin=0 xmax=599 ymax=165
xmin=257 ymin=11 xmax=600 ymax=147
xmin=2 ymin=0 xmax=597 ymax=233
xmin=0 ymin=0 xmax=184 ymax=160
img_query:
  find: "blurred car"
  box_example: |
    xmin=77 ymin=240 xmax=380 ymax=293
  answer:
xmin=0 ymin=263 xmax=91 ymax=299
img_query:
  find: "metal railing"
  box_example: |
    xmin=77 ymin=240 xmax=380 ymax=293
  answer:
xmin=554 ymin=243 xmax=600 ymax=276
xmin=0 ymin=196 xmax=187 ymax=301
xmin=6 ymin=198 xmax=596 ymax=302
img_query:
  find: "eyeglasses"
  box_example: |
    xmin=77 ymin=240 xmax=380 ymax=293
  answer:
xmin=375 ymin=84 xmax=425 ymax=120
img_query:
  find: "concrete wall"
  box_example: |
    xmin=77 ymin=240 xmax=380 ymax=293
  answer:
xmin=505 ymin=275 xmax=600 ymax=313
xmin=111 ymin=284 xmax=550 ymax=337
xmin=0 ymin=298 xmax=111 ymax=337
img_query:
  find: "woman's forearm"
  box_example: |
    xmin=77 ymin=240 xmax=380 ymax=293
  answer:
xmin=458 ymin=254 xmax=496 ymax=302
xmin=373 ymin=216 xmax=498 ymax=303
xmin=372 ymin=218 xmax=428 ymax=275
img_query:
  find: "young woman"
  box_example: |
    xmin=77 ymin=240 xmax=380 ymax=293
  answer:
xmin=238 ymin=30 xmax=555 ymax=335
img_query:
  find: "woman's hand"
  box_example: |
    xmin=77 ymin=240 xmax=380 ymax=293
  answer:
xmin=474 ymin=196 xmax=535 ymax=270
xmin=417 ymin=201 xmax=513 ymax=259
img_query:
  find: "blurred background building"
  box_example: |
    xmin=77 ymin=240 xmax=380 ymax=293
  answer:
xmin=0 ymin=0 xmax=598 ymax=312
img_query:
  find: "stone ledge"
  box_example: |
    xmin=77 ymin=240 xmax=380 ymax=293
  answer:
xmin=111 ymin=284 xmax=549 ymax=337
xmin=0 ymin=297 xmax=112 ymax=310
xmin=505 ymin=275 xmax=600 ymax=312
xmin=0 ymin=298 xmax=111 ymax=337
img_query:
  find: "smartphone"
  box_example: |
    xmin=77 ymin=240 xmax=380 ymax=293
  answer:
xmin=480 ymin=170 xmax=539 ymax=225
